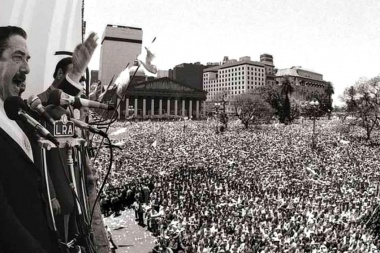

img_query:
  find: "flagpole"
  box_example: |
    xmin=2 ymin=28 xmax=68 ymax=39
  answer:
xmin=99 ymin=74 xmax=116 ymax=103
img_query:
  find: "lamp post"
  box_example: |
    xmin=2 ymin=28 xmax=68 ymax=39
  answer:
xmin=309 ymin=100 xmax=320 ymax=150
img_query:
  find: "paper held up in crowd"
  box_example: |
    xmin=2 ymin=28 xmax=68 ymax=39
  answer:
xmin=109 ymin=127 xmax=128 ymax=136
xmin=138 ymin=46 xmax=157 ymax=77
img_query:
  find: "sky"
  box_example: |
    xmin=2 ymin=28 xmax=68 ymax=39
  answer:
xmin=84 ymin=0 xmax=380 ymax=106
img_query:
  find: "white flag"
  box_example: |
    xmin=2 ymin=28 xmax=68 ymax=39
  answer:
xmin=138 ymin=46 xmax=157 ymax=77
xmin=115 ymin=67 xmax=131 ymax=98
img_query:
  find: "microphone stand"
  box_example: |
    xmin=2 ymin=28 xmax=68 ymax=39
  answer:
xmin=38 ymin=136 xmax=91 ymax=252
xmin=59 ymin=137 xmax=86 ymax=215
xmin=39 ymin=139 xmax=58 ymax=232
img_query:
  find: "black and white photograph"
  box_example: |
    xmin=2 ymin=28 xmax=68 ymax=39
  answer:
xmin=1 ymin=0 xmax=380 ymax=252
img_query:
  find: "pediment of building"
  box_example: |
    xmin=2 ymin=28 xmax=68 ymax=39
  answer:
xmin=130 ymin=77 xmax=202 ymax=93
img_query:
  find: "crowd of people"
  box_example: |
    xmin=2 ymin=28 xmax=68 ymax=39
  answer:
xmin=94 ymin=118 xmax=380 ymax=252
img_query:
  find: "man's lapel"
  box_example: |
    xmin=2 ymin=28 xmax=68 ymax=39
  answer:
xmin=0 ymin=127 xmax=37 ymax=168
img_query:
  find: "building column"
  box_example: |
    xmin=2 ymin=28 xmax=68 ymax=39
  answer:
xmin=151 ymin=98 xmax=154 ymax=116
xmin=159 ymin=98 xmax=163 ymax=116
xmin=143 ymin=98 xmax=146 ymax=118
xmin=117 ymin=98 xmax=121 ymax=120
xmin=202 ymin=101 xmax=206 ymax=116
xmin=167 ymin=98 xmax=171 ymax=116
xmin=174 ymin=99 xmax=178 ymax=116
xmin=189 ymin=100 xmax=193 ymax=118
xmin=182 ymin=100 xmax=186 ymax=117
xmin=134 ymin=97 xmax=138 ymax=116
xmin=196 ymin=100 xmax=200 ymax=119
xmin=125 ymin=98 xmax=129 ymax=118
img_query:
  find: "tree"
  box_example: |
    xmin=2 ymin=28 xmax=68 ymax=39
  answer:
xmin=344 ymin=85 xmax=357 ymax=113
xmin=232 ymin=93 xmax=274 ymax=129
xmin=280 ymin=76 xmax=295 ymax=124
xmin=213 ymin=90 xmax=229 ymax=111
xmin=324 ymin=81 xmax=335 ymax=112
xmin=204 ymin=102 xmax=215 ymax=117
xmin=343 ymin=76 xmax=380 ymax=140
xmin=254 ymin=83 xmax=283 ymax=119
xmin=289 ymin=98 xmax=302 ymax=121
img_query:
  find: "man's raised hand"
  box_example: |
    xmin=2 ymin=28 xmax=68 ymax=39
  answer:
xmin=69 ymin=32 xmax=98 ymax=83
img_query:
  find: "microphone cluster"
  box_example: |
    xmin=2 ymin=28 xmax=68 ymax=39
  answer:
xmin=4 ymin=89 xmax=112 ymax=145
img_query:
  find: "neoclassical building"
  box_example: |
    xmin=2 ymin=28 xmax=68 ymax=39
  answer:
xmin=114 ymin=76 xmax=207 ymax=120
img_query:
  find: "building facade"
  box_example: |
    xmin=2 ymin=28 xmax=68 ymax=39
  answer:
xmin=90 ymin=70 xmax=99 ymax=85
xmin=203 ymin=54 xmax=275 ymax=111
xmin=169 ymin=62 xmax=207 ymax=90
xmin=99 ymin=24 xmax=143 ymax=89
xmin=260 ymin=54 xmax=276 ymax=86
xmin=114 ymin=77 xmax=207 ymax=120
xmin=275 ymin=66 xmax=329 ymax=101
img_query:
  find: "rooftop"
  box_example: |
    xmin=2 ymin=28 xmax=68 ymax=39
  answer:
xmin=204 ymin=59 xmax=265 ymax=72
xmin=276 ymin=67 xmax=322 ymax=77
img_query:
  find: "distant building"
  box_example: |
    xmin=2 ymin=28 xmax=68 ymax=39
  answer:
xmin=117 ymin=77 xmax=207 ymax=120
xmin=103 ymin=61 xmax=207 ymax=120
xmin=157 ymin=70 xmax=169 ymax=78
xmin=275 ymin=66 xmax=329 ymax=101
xmin=203 ymin=54 xmax=275 ymax=111
xmin=260 ymin=54 xmax=276 ymax=86
xmin=99 ymin=24 xmax=143 ymax=88
xmin=169 ymin=62 xmax=209 ymax=90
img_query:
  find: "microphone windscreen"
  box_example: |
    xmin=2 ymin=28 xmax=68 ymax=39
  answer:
xmin=26 ymin=95 xmax=34 ymax=106
xmin=27 ymin=95 xmax=41 ymax=111
xmin=44 ymin=105 xmax=69 ymax=120
xmin=47 ymin=89 xmax=63 ymax=106
xmin=4 ymin=96 xmax=27 ymax=120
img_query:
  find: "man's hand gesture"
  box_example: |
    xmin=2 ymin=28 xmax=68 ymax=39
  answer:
xmin=69 ymin=32 xmax=98 ymax=83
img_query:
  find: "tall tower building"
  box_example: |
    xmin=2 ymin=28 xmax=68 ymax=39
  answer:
xmin=99 ymin=24 xmax=143 ymax=88
xmin=260 ymin=54 xmax=276 ymax=86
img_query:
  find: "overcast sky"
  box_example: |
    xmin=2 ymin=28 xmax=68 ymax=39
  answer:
xmin=84 ymin=0 xmax=380 ymax=105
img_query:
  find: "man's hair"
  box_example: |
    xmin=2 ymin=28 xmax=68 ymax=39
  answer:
xmin=0 ymin=26 xmax=27 ymax=57
xmin=53 ymin=57 xmax=72 ymax=78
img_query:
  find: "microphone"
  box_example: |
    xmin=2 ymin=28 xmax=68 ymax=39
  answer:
xmin=45 ymin=105 xmax=108 ymax=137
xmin=48 ymin=89 xmax=114 ymax=110
xmin=27 ymin=95 xmax=55 ymax=125
xmin=4 ymin=96 xmax=59 ymax=145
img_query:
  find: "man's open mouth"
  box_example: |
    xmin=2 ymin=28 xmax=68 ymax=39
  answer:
xmin=13 ymin=79 xmax=25 ymax=86
xmin=13 ymin=76 xmax=26 ymax=88
xmin=12 ymin=72 xmax=26 ymax=87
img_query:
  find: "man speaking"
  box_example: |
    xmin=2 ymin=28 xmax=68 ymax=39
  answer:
xmin=0 ymin=25 xmax=97 ymax=252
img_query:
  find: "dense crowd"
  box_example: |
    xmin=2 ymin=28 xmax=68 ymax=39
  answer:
xmin=94 ymin=118 xmax=380 ymax=252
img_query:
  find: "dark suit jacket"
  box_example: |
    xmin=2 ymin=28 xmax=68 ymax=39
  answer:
xmin=0 ymin=126 xmax=60 ymax=252
xmin=38 ymin=86 xmax=53 ymax=106
xmin=38 ymin=77 xmax=82 ymax=107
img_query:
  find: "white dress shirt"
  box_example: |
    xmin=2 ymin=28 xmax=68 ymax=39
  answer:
xmin=0 ymin=99 xmax=34 ymax=161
